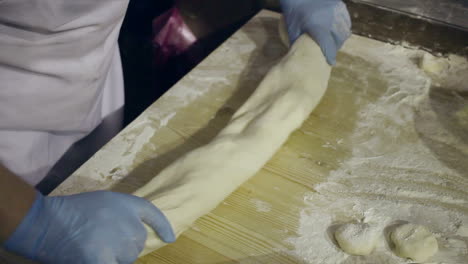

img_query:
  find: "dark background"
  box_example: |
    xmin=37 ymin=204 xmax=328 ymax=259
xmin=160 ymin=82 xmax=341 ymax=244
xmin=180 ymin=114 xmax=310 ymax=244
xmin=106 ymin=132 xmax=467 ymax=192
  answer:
xmin=119 ymin=0 xmax=262 ymax=125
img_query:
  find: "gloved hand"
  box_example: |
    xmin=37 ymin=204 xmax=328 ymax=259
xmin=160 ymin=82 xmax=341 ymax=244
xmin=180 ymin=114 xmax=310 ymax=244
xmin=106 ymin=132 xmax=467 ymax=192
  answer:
xmin=4 ymin=191 xmax=175 ymax=264
xmin=281 ymin=0 xmax=352 ymax=65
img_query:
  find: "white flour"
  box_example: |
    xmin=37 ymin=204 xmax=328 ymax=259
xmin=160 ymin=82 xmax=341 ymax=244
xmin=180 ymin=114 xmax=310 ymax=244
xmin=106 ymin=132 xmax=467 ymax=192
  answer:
xmin=250 ymin=198 xmax=273 ymax=213
xmin=92 ymin=72 xmax=213 ymax=183
xmin=288 ymin=39 xmax=468 ymax=264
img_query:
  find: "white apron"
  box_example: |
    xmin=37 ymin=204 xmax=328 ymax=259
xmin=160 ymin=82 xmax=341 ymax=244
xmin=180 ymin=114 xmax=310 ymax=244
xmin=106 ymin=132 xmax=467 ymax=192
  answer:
xmin=0 ymin=0 xmax=129 ymax=185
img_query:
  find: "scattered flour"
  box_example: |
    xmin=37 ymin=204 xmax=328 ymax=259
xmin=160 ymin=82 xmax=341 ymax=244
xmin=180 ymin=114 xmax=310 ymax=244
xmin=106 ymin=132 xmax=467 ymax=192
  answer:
xmin=79 ymin=68 xmax=214 ymax=186
xmin=250 ymin=198 xmax=273 ymax=213
xmin=158 ymin=112 xmax=176 ymax=127
xmin=287 ymin=38 xmax=468 ymax=264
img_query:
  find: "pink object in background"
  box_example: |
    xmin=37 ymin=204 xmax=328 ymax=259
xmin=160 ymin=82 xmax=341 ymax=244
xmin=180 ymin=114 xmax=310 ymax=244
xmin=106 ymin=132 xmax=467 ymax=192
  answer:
xmin=152 ymin=7 xmax=197 ymax=66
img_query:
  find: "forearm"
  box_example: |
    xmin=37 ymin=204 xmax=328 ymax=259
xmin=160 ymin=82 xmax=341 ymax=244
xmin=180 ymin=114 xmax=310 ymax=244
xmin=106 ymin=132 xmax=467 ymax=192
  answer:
xmin=0 ymin=164 xmax=36 ymax=242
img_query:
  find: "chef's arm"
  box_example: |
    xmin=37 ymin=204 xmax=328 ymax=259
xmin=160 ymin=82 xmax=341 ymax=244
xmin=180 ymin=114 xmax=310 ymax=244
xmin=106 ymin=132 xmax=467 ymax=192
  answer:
xmin=0 ymin=164 xmax=36 ymax=242
xmin=0 ymin=164 xmax=175 ymax=263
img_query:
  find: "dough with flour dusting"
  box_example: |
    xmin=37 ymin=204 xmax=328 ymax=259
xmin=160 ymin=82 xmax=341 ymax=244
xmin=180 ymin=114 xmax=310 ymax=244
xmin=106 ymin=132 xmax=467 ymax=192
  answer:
xmin=334 ymin=223 xmax=380 ymax=256
xmin=391 ymin=223 xmax=438 ymax=262
xmin=134 ymin=33 xmax=331 ymax=255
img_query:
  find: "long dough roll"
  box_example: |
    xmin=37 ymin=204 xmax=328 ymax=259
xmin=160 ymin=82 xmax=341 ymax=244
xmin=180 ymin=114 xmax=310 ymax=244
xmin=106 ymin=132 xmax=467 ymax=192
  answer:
xmin=134 ymin=34 xmax=331 ymax=256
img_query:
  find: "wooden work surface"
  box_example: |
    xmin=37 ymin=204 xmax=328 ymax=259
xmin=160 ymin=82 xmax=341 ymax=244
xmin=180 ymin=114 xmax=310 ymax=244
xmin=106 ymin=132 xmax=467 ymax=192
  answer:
xmin=50 ymin=10 xmax=468 ymax=264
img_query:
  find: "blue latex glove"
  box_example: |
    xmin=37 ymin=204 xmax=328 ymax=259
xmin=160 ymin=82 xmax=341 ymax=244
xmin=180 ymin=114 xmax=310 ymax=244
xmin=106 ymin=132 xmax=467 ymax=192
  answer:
xmin=4 ymin=191 xmax=175 ymax=264
xmin=281 ymin=0 xmax=351 ymax=65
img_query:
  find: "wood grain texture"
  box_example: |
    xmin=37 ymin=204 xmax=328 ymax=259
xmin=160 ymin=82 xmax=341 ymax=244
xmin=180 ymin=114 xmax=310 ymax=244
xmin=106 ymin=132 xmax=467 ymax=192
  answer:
xmin=46 ymin=9 xmax=466 ymax=264
xmin=49 ymin=10 xmax=381 ymax=263
xmin=0 ymin=7 xmax=465 ymax=264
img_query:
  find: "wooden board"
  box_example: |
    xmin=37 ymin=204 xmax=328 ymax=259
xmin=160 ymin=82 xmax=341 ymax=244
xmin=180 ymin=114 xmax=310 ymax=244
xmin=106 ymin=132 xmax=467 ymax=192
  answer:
xmin=49 ymin=10 xmax=363 ymax=262
xmin=45 ymin=10 xmax=468 ymax=264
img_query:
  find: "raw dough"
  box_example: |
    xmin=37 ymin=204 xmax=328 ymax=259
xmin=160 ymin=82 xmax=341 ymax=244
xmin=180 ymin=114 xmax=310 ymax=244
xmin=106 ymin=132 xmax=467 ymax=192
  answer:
xmin=419 ymin=53 xmax=449 ymax=76
xmin=334 ymin=223 xmax=380 ymax=256
xmin=390 ymin=223 xmax=439 ymax=262
xmin=134 ymin=33 xmax=331 ymax=255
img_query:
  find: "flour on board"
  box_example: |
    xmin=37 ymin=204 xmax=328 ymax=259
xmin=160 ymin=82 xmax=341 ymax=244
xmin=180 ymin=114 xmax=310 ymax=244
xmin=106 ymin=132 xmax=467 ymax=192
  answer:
xmin=250 ymin=198 xmax=273 ymax=213
xmin=288 ymin=36 xmax=468 ymax=264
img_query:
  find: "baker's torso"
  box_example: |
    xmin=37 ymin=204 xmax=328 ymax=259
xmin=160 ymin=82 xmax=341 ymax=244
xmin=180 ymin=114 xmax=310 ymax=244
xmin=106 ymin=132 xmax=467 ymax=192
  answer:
xmin=0 ymin=0 xmax=129 ymax=184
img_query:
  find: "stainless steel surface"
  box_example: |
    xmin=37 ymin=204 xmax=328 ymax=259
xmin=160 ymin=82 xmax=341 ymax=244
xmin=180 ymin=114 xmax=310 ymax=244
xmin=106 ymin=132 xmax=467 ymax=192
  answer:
xmin=355 ymin=0 xmax=468 ymax=29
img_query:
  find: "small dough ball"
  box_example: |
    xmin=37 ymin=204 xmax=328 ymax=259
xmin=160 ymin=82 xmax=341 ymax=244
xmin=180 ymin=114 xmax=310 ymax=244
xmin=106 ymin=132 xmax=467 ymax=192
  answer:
xmin=334 ymin=223 xmax=380 ymax=256
xmin=419 ymin=53 xmax=449 ymax=76
xmin=390 ymin=223 xmax=438 ymax=262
